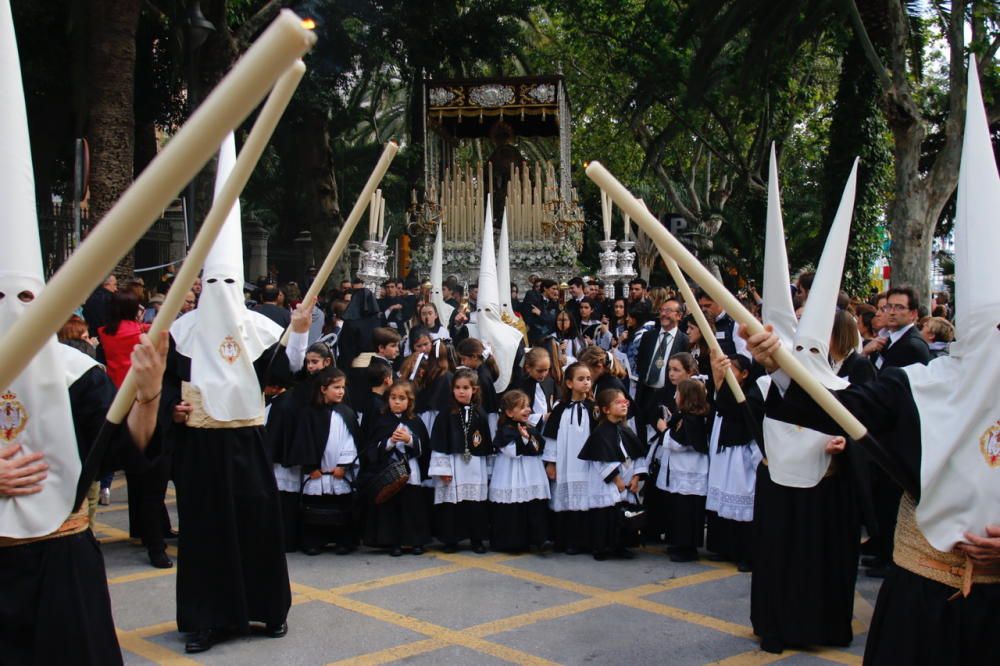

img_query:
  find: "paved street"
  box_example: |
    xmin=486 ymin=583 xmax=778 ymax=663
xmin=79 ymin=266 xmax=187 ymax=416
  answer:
xmin=95 ymin=476 xmax=881 ymax=665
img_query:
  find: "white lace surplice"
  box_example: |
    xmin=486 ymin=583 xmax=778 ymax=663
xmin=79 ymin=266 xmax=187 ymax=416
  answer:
xmin=489 ymin=441 xmax=551 ymax=504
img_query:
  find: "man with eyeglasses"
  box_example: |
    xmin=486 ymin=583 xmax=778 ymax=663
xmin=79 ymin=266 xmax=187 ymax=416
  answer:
xmin=864 ymin=286 xmax=931 ymax=373
xmin=860 ymin=286 xmax=932 ymax=578
xmin=635 ymin=297 xmax=689 ymax=430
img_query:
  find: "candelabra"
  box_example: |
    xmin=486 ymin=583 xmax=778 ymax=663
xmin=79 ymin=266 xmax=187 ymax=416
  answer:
xmin=617 ymin=239 xmax=637 ymax=282
xmin=597 ymin=239 xmax=620 ymax=299
xmin=357 ymin=239 xmax=390 ymax=293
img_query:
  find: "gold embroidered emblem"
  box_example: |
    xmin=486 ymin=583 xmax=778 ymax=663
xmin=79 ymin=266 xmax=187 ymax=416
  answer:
xmin=471 ymin=431 xmax=482 ymax=448
xmin=0 ymin=390 xmax=28 ymax=442
xmin=980 ymin=420 xmax=1000 ymax=468
xmin=219 ymin=336 xmax=241 ymax=364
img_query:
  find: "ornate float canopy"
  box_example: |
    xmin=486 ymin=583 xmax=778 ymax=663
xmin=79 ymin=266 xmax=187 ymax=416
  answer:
xmin=425 ymin=76 xmax=565 ymax=139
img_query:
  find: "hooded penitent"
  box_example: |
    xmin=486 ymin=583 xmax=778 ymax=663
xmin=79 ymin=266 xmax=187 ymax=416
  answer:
xmin=497 ymin=208 xmax=513 ymax=318
xmin=905 ymin=59 xmax=1000 ymax=551
xmin=0 ymin=0 xmax=97 ymax=538
xmin=761 ymin=143 xmax=859 ymax=488
xmin=170 ymin=133 xmax=282 ymax=421
xmin=430 ymin=221 xmax=455 ymax=326
xmin=475 ymin=195 xmax=523 ymax=392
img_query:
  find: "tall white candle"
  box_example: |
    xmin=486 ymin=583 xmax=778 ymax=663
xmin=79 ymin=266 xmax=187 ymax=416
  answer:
xmin=601 ymin=190 xmax=612 ymax=241
xmin=377 ymin=194 xmax=386 ymax=238
xmin=0 ymin=10 xmax=316 ymax=392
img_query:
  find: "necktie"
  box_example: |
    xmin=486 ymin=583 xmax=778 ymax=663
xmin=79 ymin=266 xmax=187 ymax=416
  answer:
xmin=645 ymin=331 xmax=671 ymax=385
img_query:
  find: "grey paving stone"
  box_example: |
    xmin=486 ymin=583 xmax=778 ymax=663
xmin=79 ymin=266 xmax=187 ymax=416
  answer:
xmin=503 ymin=548 xmax=715 ymax=591
xmin=287 ymin=548 xmax=449 ymax=590
xmin=644 ymin=570 xmax=753 ymax=626
xmin=142 ymin=599 xmax=425 ymax=665
xmin=489 ymin=602 xmax=759 ymax=665
xmin=348 ymin=568 xmax=585 ymax=631
xmin=109 ymin=575 xmax=177 ymax=631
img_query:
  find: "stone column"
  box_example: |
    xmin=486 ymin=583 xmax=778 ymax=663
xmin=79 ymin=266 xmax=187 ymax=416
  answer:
xmin=244 ymin=215 xmax=269 ymax=283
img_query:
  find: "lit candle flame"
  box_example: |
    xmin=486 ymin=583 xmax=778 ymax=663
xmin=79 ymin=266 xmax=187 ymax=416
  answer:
xmin=301 ymin=18 xmax=316 ymax=30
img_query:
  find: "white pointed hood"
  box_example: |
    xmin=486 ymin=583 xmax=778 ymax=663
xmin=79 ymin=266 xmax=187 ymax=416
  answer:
xmin=430 ymin=221 xmax=455 ymax=326
xmin=477 ymin=195 xmax=501 ymax=315
xmin=475 ymin=195 xmax=521 ymax=392
xmin=906 ymin=58 xmax=1000 ymax=551
xmin=0 ymin=0 xmax=97 ymax=538
xmin=760 ymin=148 xmax=858 ymax=488
xmin=761 ymin=143 xmax=797 ymax=348
xmin=497 ymin=207 xmax=513 ymax=316
xmin=792 ymin=158 xmax=857 ymax=392
xmin=170 ymin=133 xmax=281 ymax=421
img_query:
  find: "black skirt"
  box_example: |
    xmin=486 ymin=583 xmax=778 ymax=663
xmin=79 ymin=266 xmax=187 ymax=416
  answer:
xmin=552 ymin=509 xmax=591 ymax=552
xmin=433 ymin=500 xmax=489 ymax=545
xmin=172 ymin=426 xmax=292 ymax=633
xmin=364 ymin=484 xmax=430 ymax=548
xmin=665 ymin=492 xmax=706 ymax=549
xmin=278 ymin=490 xmax=301 ymax=553
xmin=589 ymin=505 xmax=623 ymax=555
xmin=0 ymin=531 xmax=123 ymax=665
xmin=489 ymin=499 xmax=549 ymax=551
xmin=864 ymin=567 xmax=1000 ymax=666
xmin=706 ymin=511 xmax=753 ymax=563
xmin=751 ymin=465 xmax=859 ymax=650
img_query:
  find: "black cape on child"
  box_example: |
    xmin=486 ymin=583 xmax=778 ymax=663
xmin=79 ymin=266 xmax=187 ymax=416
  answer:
xmin=431 ymin=405 xmax=494 ymax=456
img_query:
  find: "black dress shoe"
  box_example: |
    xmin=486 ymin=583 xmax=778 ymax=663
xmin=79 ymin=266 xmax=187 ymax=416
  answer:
xmin=737 ymin=560 xmax=753 ymax=573
xmin=334 ymin=545 xmax=351 ymax=555
xmin=471 ymin=542 xmax=487 ymax=554
xmin=668 ymin=547 xmax=699 ymax=562
xmin=565 ymin=546 xmax=581 ymax=555
xmin=149 ymin=551 xmax=173 ymax=569
xmin=760 ymin=637 xmax=784 ymax=654
xmin=593 ymin=551 xmax=608 ymax=561
xmin=390 ymin=547 xmax=403 ymax=557
xmin=185 ymin=629 xmax=227 ymax=654
xmin=264 ymin=622 xmax=288 ymax=638
xmin=616 ymin=548 xmax=635 ymax=560
xmin=411 ymin=546 xmax=425 ymax=555
xmin=442 ymin=543 xmax=458 ymax=553
xmin=302 ymin=546 xmax=322 ymax=556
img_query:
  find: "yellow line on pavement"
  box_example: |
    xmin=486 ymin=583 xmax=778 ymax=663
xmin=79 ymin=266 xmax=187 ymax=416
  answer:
xmin=326 ymin=638 xmax=447 ymax=666
xmin=433 ymin=552 xmax=607 ymax=597
xmin=331 ymin=563 xmax=465 ymax=595
xmin=116 ymin=629 xmax=198 ymax=665
xmin=108 ymin=567 xmax=176 ymax=585
xmin=705 ymin=649 xmax=789 ymax=665
xmin=292 ymin=582 xmax=559 ymax=666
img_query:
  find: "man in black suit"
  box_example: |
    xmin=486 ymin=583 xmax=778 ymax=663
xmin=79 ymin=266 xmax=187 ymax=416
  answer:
xmin=859 ymin=285 xmax=931 ymax=577
xmin=635 ymin=297 xmax=689 ymax=432
xmin=523 ymin=278 xmax=560 ymax=345
xmin=563 ymin=277 xmax=586 ymax=321
xmin=864 ymin=286 xmax=932 ymax=372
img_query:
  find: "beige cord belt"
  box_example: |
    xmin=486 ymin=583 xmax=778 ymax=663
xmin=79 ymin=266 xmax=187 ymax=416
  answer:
xmin=893 ymin=493 xmax=1000 ymax=599
xmin=181 ymin=381 xmax=264 ymax=429
xmin=0 ymin=503 xmax=90 ymax=548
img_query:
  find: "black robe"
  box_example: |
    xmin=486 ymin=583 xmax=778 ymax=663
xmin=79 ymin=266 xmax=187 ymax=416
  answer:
xmin=164 ymin=339 xmax=293 ymax=634
xmin=0 ymin=367 xmax=150 ymax=666
xmin=579 ymin=421 xmax=648 ymax=554
xmin=751 ymin=358 xmax=873 ymax=653
xmin=767 ymin=367 xmax=999 ymax=665
xmin=430 ymin=406 xmax=493 ymax=544
xmin=663 ymin=412 xmax=709 ymax=550
xmin=361 ymin=412 xmax=431 ymax=548
xmin=542 ymin=399 xmax=598 ymax=552
xmin=489 ymin=422 xmax=549 ymax=551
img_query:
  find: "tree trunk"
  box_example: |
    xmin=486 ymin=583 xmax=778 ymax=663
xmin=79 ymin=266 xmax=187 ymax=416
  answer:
xmin=87 ymin=0 xmax=140 ymax=277
xmin=296 ymin=107 xmax=341 ymax=285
